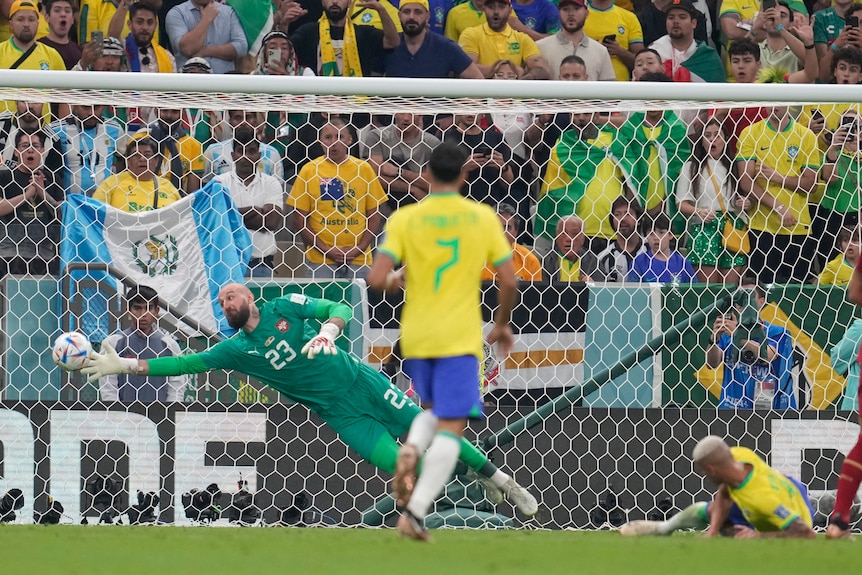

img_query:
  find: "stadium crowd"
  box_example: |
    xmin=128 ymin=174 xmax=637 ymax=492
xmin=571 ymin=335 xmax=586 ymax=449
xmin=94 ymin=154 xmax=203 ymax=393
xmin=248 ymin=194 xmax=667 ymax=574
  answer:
xmin=0 ymin=0 xmax=860 ymax=285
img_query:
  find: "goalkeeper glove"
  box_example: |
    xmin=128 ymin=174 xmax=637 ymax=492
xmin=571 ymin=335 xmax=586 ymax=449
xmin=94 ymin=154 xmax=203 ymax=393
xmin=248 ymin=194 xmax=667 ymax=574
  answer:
xmin=301 ymin=323 xmax=340 ymax=359
xmin=81 ymin=341 xmax=141 ymax=383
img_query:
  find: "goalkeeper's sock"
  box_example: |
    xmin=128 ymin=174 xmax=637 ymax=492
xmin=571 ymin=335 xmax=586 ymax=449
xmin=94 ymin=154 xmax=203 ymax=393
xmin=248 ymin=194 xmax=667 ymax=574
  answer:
xmin=832 ymin=435 xmax=862 ymax=525
xmin=406 ymin=410 xmax=437 ymax=453
xmin=406 ymin=431 xmax=461 ymax=519
xmin=659 ymin=502 xmax=709 ymax=534
xmin=455 ymin=438 xmax=507 ymax=485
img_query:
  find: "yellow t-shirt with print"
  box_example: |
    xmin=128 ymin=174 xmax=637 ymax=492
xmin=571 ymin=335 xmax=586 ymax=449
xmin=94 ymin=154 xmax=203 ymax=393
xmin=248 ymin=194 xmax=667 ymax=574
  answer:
xmin=818 ymin=254 xmax=854 ymax=286
xmin=459 ymin=23 xmax=542 ymax=67
xmin=350 ymin=0 xmax=402 ymax=32
xmin=583 ymin=3 xmax=643 ymax=81
xmin=92 ymin=172 xmax=182 ymax=213
xmin=287 ymin=156 xmax=388 ymax=266
xmin=737 ymin=119 xmax=821 ymax=235
xmin=377 ymin=193 xmax=511 ymax=360
xmin=728 ymin=446 xmax=813 ymax=532
xmin=446 ymin=1 xmax=486 ymax=42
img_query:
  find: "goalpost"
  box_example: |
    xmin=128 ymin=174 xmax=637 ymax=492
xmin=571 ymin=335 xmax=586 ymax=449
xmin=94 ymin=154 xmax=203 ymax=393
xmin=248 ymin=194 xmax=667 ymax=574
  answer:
xmin=0 ymin=70 xmax=859 ymax=529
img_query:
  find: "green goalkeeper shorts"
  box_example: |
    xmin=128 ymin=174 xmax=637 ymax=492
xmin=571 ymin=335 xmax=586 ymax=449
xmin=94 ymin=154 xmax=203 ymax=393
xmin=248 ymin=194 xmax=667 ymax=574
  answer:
xmin=317 ymin=362 xmax=421 ymax=465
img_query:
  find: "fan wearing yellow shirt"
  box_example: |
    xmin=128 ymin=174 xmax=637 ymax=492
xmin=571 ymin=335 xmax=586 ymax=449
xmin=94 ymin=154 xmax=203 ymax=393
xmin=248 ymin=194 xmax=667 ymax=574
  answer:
xmin=445 ymin=0 xmax=487 ymax=41
xmin=79 ymin=0 xmax=161 ymax=45
xmin=92 ymin=136 xmax=183 ymax=213
xmin=621 ymin=436 xmax=816 ymax=539
xmin=287 ymin=117 xmax=387 ymax=280
xmin=0 ymin=0 xmax=49 ymax=43
xmin=819 ymin=226 xmax=860 ymax=286
xmin=582 ymin=0 xmax=643 ymax=81
xmin=367 ymin=142 xmax=517 ymax=541
xmin=458 ymin=0 xmax=551 ymax=78
xmin=737 ymin=105 xmax=821 ymax=284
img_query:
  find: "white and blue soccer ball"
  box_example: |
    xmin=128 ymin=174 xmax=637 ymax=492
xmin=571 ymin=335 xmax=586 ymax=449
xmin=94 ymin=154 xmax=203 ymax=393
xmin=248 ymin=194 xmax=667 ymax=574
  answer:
xmin=52 ymin=332 xmax=92 ymax=371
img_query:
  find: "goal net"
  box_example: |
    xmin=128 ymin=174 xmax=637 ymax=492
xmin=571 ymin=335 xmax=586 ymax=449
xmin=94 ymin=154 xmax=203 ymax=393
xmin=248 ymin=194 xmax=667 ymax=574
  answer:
xmin=0 ymin=71 xmax=859 ymax=530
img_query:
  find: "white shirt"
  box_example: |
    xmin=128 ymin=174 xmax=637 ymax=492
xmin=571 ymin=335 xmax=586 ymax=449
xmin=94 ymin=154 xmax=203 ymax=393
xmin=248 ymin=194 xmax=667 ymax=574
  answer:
xmin=214 ymin=171 xmax=283 ymax=258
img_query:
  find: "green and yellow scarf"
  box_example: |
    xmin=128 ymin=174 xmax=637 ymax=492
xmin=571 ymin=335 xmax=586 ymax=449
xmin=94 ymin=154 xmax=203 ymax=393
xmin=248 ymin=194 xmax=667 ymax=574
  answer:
xmin=319 ymin=13 xmax=362 ymax=77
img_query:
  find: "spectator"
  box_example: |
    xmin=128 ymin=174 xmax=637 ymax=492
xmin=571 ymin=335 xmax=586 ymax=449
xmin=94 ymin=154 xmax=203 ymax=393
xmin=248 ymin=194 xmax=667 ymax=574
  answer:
xmin=214 ymin=130 xmax=284 ymax=278
xmin=720 ymin=0 xmax=808 ymax=47
xmin=445 ymin=0 xmax=486 ymax=42
xmin=92 ymin=134 xmax=182 ymax=212
xmin=99 ymin=285 xmax=186 ymax=403
xmin=628 ymin=213 xmax=698 ymax=283
xmin=148 ymin=107 xmax=204 ymax=194
xmin=631 ymin=46 xmax=663 ymax=80
xmin=385 ymin=0 xmax=483 ymax=78
xmin=0 ymin=101 xmax=63 ymax=174
xmin=737 ymin=103 xmax=820 ymax=284
xmin=545 ymin=214 xmax=592 ymax=282
xmin=165 ymin=0 xmax=247 ymax=74
xmin=80 ymin=0 xmax=163 ymax=45
xmin=49 ymin=104 xmax=123 ymax=195
xmin=637 ymin=0 xmax=709 ymax=48
xmin=649 ymin=0 xmax=724 ymax=82
xmin=74 ymin=35 xmax=129 ymax=71
xmin=582 ymin=0 xmax=644 ymax=81
xmin=706 ymin=278 xmax=795 ymax=409
xmin=367 ymin=113 xmax=440 ymax=212
xmin=0 ymin=0 xmax=65 ymax=115
xmin=800 ymin=46 xmax=862 ymax=150
xmin=756 ymin=2 xmax=805 ymax=73
xmin=204 ymin=110 xmax=283 ymax=181
xmin=253 ymin=30 xmax=313 ymax=75
xmin=124 ymin=2 xmax=176 ymax=73
xmin=537 ymin=110 xmax=623 ymax=258
xmin=712 ymin=39 xmax=770 ymax=157
xmin=38 ymin=0 xmax=80 ymax=69
xmin=813 ymin=0 xmax=859 ymax=82
xmin=536 ymin=0 xmax=614 ymax=81
xmin=286 ymin=0 xmax=399 ymax=76
xmin=610 ymin=84 xmax=690 ymax=217
xmin=819 ymin=226 xmax=860 ymax=286
xmin=677 ymin=119 xmax=750 ymax=284
xmin=458 ymin=0 xmax=551 ymax=79
xmin=509 ymin=0 xmax=560 ymax=41
xmin=583 ymin=195 xmax=648 ymax=282
xmin=831 ymin=316 xmax=862 ymax=411
xmin=287 ymin=117 xmax=387 ymax=279
xmin=482 ymin=202 xmax=542 ymax=281
xmin=0 ymin=0 xmax=49 ymax=43
xmin=816 ymin=111 xmax=862 ymax=270
xmin=0 ymin=130 xmax=63 ymax=276
xmin=442 ymin=114 xmax=515 ymax=211
xmin=179 ymin=56 xmax=219 ymax=147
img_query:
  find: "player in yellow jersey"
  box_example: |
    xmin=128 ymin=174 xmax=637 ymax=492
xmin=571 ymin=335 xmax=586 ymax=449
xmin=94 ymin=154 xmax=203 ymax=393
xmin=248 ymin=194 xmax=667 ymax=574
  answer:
xmin=620 ymin=435 xmax=816 ymax=538
xmin=368 ymin=142 xmax=518 ymax=541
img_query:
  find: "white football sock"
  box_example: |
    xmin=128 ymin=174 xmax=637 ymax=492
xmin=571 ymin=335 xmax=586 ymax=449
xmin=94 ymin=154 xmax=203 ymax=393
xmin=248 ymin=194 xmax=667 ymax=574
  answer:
xmin=405 ymin=410 xmax=437 ymax=453
xmin=406 ymin=431 xmax=461 ymax=519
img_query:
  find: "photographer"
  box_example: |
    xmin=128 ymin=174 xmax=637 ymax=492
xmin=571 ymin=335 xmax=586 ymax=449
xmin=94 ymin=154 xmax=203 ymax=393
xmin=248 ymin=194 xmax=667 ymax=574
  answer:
xmin=706 ymin=277 xmax=795 ymax=409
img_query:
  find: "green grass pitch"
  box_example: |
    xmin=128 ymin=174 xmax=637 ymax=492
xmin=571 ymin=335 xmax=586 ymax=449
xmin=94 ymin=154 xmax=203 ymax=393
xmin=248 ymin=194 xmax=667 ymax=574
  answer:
xmin=0 ymin=526 xmax=855 ymax=575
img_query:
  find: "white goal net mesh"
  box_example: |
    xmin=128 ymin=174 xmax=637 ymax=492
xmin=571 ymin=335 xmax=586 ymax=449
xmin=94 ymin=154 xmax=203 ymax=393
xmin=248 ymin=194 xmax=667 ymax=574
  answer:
xmin=0 ymin=72 xmax=859 ymax=530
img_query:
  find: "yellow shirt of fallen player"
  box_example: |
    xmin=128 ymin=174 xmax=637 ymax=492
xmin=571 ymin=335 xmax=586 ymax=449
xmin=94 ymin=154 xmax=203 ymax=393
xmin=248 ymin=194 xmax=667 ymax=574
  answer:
xmin=0 ymin=39 xmax=66 ymax=113
xmin=582 ymin=2 xmax=643 ymax=81
xmin=818 ymin=254 xmax=854 ymax=286
xmin=92 ymin=171 xmax=183 ymax=213
xmin=458 ymin=22 xmax=542 ymax=68
xmin=287 ymin=156 xmax=388 ymax=266
xmin=727 ymin=446 xmax=813 ymax=532
xmin=377 ymin=193 xmax=512 ymax=359
xmin=737 ymin=119 xmax=821 ymax=235
xmin=481 ymin=242 xmax=542 ymax=281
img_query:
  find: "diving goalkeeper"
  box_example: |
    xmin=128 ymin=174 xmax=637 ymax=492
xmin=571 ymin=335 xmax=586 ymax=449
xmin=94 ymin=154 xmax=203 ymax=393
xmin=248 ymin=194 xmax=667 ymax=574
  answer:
xmin=620 ymin=435 xmax=816 ymax=539
xmin=82 ymin=282 xmax=537 ymax=516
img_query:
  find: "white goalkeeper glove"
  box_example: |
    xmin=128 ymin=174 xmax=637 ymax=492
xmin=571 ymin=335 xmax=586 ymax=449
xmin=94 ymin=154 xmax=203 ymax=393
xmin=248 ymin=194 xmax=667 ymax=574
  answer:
xmin=301 ymin=322 xmax=340 ymax=359
xmin=81 ymin=341 xmax=141 ymax=383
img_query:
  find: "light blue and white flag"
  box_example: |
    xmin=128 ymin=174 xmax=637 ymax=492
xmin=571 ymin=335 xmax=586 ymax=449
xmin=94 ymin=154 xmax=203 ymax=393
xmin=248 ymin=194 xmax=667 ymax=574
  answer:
xmin=60 ymin=181 xmax=252 ymax=338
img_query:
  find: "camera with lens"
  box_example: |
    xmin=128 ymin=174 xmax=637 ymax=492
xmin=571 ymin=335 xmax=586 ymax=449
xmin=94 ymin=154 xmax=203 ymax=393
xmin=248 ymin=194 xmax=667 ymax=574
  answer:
xmin=181 ymin=483 xmax=222 ymax=523
xmin=729 ymin=287 xmax=768 ymax=365
xmin=0 ymin=489 xmax=24 ymax=522
xmin=128 ymin=490 xmax=159 ymax=525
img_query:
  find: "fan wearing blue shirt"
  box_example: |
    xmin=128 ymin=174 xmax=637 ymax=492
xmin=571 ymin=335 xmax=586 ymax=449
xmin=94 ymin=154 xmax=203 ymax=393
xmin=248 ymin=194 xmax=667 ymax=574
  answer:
xmin=385 ymin=0 xmax=484 ymax=77
xmin=511 ymin=0 xmax=561 ymax=39
xmin=628 ymin=213 xmax=698 ymax=283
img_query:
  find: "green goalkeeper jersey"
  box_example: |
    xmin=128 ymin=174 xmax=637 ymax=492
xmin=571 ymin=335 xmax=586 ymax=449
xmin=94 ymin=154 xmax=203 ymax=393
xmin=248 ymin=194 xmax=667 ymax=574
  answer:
xmin=146 ymin=294 xmax=357 ymax=413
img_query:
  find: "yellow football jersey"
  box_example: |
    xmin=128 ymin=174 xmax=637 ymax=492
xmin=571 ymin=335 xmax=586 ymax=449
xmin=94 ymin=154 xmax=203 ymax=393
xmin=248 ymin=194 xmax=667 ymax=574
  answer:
xmin=582 ymin=4 xmax=642 ymax=81
xmin=92 ymin=172 xmax=182 ymax=212
xmin=728 ymin=446 xmax=813 ymax=532
xmin=378 ymin=193 xmax=512 ymax=360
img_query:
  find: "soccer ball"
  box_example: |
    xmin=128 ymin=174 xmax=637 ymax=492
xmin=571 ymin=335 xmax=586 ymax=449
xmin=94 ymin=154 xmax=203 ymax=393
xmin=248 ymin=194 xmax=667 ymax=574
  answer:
xmin=52 ymin=332 xmax=92 ymax=371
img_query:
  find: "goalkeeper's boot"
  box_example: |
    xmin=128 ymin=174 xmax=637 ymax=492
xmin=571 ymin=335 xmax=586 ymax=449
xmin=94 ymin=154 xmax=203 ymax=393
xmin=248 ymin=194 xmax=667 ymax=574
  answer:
xmin=826 ymin=516 xmax=854 ymax=540
xmin=397 ymin=509 xmax=429 ymax=542
xmin=619 ymin=520 xmax=669 ymax=536
xmin=393 ymin=444 xmax=419 ymax=509
xmin=502 ymin=478 xmax=539 ymax=516
xmin=467 ymin=469 xmax=504 ymax=505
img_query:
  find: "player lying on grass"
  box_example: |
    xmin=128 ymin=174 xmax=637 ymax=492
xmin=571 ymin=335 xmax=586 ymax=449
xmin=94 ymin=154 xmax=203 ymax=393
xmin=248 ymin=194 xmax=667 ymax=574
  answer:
xmin=620 ymin=435 xmax=816 ymax=539
xmin=81 ymin=282 xmax=538 ymax=516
